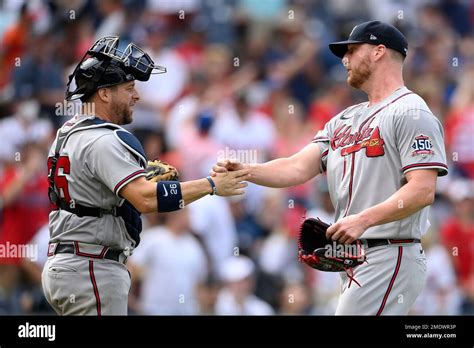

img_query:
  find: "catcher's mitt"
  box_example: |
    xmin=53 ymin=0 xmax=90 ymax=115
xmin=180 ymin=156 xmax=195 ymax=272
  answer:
xmin=145 ymin=159 xmax=179 ymax=182
xmin=298 ymin=218 xmax=366 ymax=286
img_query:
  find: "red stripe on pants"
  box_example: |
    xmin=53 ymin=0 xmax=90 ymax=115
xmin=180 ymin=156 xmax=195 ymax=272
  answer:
xmin=89 ymin=260 xmax=101 ymax=316
xmin=376 ymin=246 xmax=403 ymax=315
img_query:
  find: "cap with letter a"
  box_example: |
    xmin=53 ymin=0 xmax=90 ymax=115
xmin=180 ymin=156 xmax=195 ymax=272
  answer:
xmin=329 ymin=20 xmax=408 ymax=58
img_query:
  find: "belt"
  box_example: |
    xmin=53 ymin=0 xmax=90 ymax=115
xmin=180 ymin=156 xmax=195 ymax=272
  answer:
xmin=359 ymin=238 xmax=421 ymax=249
xmin=57 ymin=200 xmax=119 ymax=218
xmin=49 ymin=242 xmax=125 ymax=263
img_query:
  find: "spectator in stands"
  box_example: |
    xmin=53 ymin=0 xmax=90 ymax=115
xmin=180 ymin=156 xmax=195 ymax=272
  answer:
xmin=440 ymin=179 xmax=474 ymax=314
xmin=196 ymin=275 xmax=220 ymax=315
xmin=0 ymin=142 xmax=49 ymax=313
xmin=444 ymin=66 xmax=474 ymax=178
xmin=278 ymin=281 xmax=315 ymax=315
xmin=0 ymin=3 xmax=33 ymax=94
xmin=216 ymin=256 xmax=274 ymax=315
xmin=0 ymin=99 xmax=52 ymax=164
xmin=128 ymin=209 xmax=208 ymax=315
xmin=12 ymin=34 xmax=65 ymax=128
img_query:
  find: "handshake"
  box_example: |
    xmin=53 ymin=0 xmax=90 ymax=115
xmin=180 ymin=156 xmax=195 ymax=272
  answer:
xmin=207 ymin=159 xmax=251 ymax=197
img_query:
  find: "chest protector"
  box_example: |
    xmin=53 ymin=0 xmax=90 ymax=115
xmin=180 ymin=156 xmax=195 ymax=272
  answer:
xmin=48 ymin=117 xmax=146 ymax=246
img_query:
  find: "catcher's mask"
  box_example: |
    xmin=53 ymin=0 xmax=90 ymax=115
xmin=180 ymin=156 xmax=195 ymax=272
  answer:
xmin=66 ymin=36 xmax=167 ymax=102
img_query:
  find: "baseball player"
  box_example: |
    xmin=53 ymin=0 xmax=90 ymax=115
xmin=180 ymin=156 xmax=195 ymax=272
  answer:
xmin=213 ymin=21 xmax=448 ymax=315
xmin=42 ymin=36 xmax=249 ymax=315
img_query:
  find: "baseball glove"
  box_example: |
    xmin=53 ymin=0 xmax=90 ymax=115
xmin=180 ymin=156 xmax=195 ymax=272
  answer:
xmin=145 ymin=159 xmax=179 ymax=182
xmin=298 ymin=218 xmax=366 ymax=273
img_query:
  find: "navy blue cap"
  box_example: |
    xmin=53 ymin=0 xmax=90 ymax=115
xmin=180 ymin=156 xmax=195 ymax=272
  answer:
xmin=329 ymin=21 xmax=408 ymax=58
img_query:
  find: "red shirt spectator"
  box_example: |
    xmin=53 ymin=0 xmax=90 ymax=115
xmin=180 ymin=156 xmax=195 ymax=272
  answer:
xmin=441 ymin=219 xmax=474 ymax=287
xmin=0 ymin=165 xmax=50 ymax=265
xmin=444 ymin=105 xmax=474 ymax=178
xmin=440 ymin=180 xmax=474 ymax=291
xmin=175 ymin=34 xmax=205 ymax=73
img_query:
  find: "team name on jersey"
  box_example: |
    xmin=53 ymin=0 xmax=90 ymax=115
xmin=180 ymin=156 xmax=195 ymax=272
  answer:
xmin=331 ymin=116 xmax=385 ymax=157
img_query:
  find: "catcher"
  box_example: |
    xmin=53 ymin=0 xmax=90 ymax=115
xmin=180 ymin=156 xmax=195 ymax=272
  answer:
xmin=42 ymin=36 xmax=249 ymax=316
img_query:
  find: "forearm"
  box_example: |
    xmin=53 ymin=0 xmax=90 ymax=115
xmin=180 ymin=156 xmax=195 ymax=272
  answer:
xmin=216 ymin=143 xmax=320 ymax=188
xmin=124 ymin=169 xmax=249 ymax=213
xmin=180 ymin=178 xmax=212 ymax=205
xmin=139 ymin=179 xmax=212 ymax=213
xmin=248 ymin=157 xmax=310 ymax=188
xmin=358 ymin=180 xmax=435 ymax=229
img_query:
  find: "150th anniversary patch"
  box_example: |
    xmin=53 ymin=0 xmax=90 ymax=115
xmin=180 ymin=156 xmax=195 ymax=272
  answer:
xmin=411 ymin=134 xmax=434 ymax=157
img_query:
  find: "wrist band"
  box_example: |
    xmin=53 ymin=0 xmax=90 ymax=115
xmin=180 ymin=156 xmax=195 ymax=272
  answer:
xmin=206 ymin=176 xmax=217 ymax=196
xmin=156 ymin=181 xmax=183 ymax=212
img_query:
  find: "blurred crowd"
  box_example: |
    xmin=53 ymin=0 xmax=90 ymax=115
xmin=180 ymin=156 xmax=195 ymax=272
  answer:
xmin=0 ymin=0 xmax=472 ymax=315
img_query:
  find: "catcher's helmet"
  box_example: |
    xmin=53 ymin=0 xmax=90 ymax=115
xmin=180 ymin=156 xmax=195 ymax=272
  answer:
xmin=66 ymin=36 xmax=166 ymax=102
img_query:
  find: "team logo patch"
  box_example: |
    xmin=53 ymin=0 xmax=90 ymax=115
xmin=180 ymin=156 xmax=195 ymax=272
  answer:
xmin=411 ymin=134 xmax=434 ymax=157
xmin=331 ymin=116 xmax=385 ymax=157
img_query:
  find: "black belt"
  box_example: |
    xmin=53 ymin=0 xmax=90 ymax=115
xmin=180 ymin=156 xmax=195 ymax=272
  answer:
xmin=57 ymin=201 xmax=118 ymax=218
xmin=360 ymin=238 xmax=421 ymax=248
xmin=52 ymin=243 xmax=123 ymax=262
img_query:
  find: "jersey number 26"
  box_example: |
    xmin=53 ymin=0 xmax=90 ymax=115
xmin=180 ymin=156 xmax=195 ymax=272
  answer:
xmin=47 ymin=155 xmax=72 ymax=206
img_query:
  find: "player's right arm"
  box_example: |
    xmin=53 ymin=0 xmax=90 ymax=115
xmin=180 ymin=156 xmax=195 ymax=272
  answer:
xmin=120 ymin=170 xmax=250 ymax=214
xmin=88 ymin=133 xmax=249 ymax=214
xmin=212 ymin=142 xmax=322 ymax=188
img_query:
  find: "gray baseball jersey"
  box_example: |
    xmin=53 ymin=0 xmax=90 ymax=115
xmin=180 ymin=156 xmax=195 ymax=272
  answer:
xmin=47 ymin=115 xmax=146 ymax=251
xmin=313 ymin=87 xmax=448 ymax=239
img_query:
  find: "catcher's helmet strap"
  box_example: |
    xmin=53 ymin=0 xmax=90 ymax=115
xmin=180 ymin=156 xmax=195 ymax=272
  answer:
xmin=114 ymin=130 xmax=147 ymax=168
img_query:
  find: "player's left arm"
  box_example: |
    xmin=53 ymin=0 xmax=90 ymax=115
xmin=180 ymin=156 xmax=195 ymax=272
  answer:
xmin=327 ymin=169 xmax=437 ymax=243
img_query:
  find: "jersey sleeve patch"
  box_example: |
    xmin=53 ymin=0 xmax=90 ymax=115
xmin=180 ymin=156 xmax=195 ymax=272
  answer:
xmin=410 ymin=134 xmax=434 ymax=157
